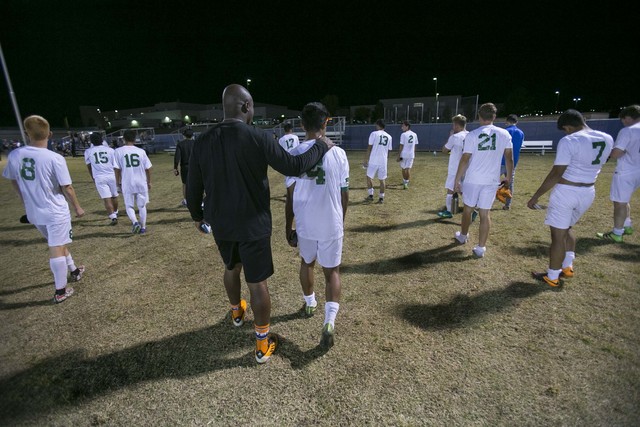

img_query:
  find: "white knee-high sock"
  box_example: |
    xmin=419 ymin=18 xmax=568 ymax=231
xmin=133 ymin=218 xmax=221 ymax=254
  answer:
xmin=324 ymin=302 xmax=340 ymax=327
xmin=304 ymin=292 xmax=317 ymax=307
xmin=50 ymin=257 xmax=68 ymax=290
xmin=139 ymin=206 xmax=147 ymax=228
xmin=562 ymin=251 xmax=575 ymax=269
xmin=126 ymin=207 xmax=138 ymax=224
xmin=65 ymin=253 xmax=77 ymax=272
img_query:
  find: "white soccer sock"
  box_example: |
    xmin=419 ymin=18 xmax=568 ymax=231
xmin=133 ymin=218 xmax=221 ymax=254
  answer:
xmin=126 ymin=207 xmax=138 ymax=224
xmin=368 ymin=188 xmax=374 ymax=196
xmin=562 ymin=251 xmax=575 ymax=269
xmin=624 ymin=217 xmax=632 ymax=227
xmin=613 ymin=227 xmax=624 ymax=236
xmin=139 ymin=206 xmax=147 ymax=228
xmin=50 ymin=257 xmax=68 ymax=290
xmin=546 ymin=268 xmax=562 ymax=281
xmin=65 ymin=254 xmax=77 ymax=272
xmin=446 ymin=194 xmax=453 ymax=212
xmin=379 ymin=192 xmax=385 ymax=199
xmin=304 ymin=292 xmax=317 ymax=308
xmin=324 ymin=301 xmax=340 ymax=327
xmin=108 ymin=212 xmax=117 ymax=220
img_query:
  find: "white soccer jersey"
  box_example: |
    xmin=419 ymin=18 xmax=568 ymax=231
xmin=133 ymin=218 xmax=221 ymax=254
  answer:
xmin=399 ymin=130 xmax=418 ymax=159
xmin=113 ymin=145 xmax=152 ymax=194
xmin=462 ymin=125 xmax=513 ymax=185
xmin=278 ymin=133 xmax=300 ymax=153
xmin=84 ymin=145 xmax=116 ymax=180
xmin=445 ymin=130 xmax=469 ymax=174
xmin=368 ymin=130 xmax=392 ymax=165
xmin=2 ymin=146 xmax=71 ymax=225
xmin=287 ymin=140 xmax=349 ymax=241
xmin=555 ymin=129 xmax=613 ymax=183
xmin=613 ymin=122 xmax=640 ymax=174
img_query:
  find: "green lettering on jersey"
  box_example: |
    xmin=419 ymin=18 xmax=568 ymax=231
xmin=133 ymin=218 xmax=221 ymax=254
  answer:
xmin=306 ymin=161 xmax=326 ymax=185
xmin=478 ymin=133 xmax=497 ymax=151
xmin=591 ymin=141 xmax=606 ymax=165
xmin=20 ymin=158 xmax=36 ymax=181
xmin=93 ymin=151 xmax=109 ymax=164
xmin=124 ymin=153 xmax=140 ymax=167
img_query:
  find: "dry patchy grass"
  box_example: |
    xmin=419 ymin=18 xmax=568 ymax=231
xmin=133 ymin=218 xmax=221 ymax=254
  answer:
xmin=0 ymin=151 xmax=639 ymax=426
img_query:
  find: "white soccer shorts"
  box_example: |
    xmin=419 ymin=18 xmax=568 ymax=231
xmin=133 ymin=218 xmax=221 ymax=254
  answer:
xmin=610 ymin=170 xmax=640 ymax=203
xmin=298 ymin=236 xmax=343 ymax=268
xmin=461 ymin=182 xmax=496 ymax=210
xmin=95 ymin=177 xmax=118 ymax=199
xmin=545 ymin=184 xmax=595 ymax=229
xmin=367 ymin=163 xmax=388 ymax=180
xmin=35 ymin=222 xmax=73 ymax=247
xmin=399 ymin=158 xmax=414 ymax=169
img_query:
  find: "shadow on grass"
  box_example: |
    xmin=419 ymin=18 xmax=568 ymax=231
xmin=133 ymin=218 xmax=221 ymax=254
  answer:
xmin=342 ymin=242 xmax=470 ymax=275
xmin=0 ymin=312 xmax=329 ymax=422
xmin=0 ymin=282 xmax=50 ymax=297
xmin=400 ymin=281 xmax=555 ymax=331
xmin=0 ymin=238 xmax=43 ymax=247
xmin=0 ymin=319 xmax=254 ymax=423
xmin=0 ymin=224 xmax=35 ymax=232
xmin=0 ymin=298 xmax=53 ymax=310
xmin=349 ymin=218 xmax=441 ymax=233
xmin=150 ymin=217 xmax=191 ymax=226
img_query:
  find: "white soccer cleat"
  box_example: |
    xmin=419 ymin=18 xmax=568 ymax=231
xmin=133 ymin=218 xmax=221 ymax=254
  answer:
xmin=472 ymin=246 xmax=486 ymax=258
xmin=455 ymin=231 xmax=468 ymax=244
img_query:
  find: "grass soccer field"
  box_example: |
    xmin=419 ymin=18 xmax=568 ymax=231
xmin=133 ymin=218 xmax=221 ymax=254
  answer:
xmin=0 ymin=151 xmax=639 ymax=426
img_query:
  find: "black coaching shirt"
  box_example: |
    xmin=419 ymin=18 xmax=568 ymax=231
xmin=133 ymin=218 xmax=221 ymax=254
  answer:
xmin=174 ymin=138 xmax=194 ymax=169
xmin=186 ymin=121 xmax=328 ymax=241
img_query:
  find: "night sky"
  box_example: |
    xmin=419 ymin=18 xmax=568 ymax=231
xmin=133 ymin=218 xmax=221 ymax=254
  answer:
xmin=1 ymin=0 xmax=638 ymax=127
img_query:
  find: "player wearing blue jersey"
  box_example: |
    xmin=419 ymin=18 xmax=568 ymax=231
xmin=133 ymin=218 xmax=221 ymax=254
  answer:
xmin=501 ymin=114 xmax=524 ymax=210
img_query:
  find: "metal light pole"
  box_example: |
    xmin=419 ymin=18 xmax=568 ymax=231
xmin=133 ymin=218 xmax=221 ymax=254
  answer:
xmin=573 ymin=97 xmax=581 ymax=108
xmin=246 ymin=78 xmax=251 ymax=88
xmin=555 ymin=91 xmax=560 ymax=113
xmin=433 ymin=77 xmax=438 ymax=123
xmin=0 ymin=42 xmax=27 ymax=143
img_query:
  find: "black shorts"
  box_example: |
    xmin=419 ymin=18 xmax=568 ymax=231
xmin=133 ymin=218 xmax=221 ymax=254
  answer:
xmin=214 ymin=236 xmax=274 ymax=283
xmin=180 ymin=166 xmax=189 ymax=184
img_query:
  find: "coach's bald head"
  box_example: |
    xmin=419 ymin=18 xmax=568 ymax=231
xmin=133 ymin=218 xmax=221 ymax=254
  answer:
xmin=222 ymin=84 xmax=254 ymax=124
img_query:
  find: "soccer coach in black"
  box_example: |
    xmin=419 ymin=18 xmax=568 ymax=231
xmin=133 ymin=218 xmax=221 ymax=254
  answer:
xmin=186 ymin=84 xmax=332 ymax=363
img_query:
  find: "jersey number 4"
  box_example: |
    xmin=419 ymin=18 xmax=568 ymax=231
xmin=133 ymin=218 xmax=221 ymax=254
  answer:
xmin=306 ymin=161 xmax=326 ymax=185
